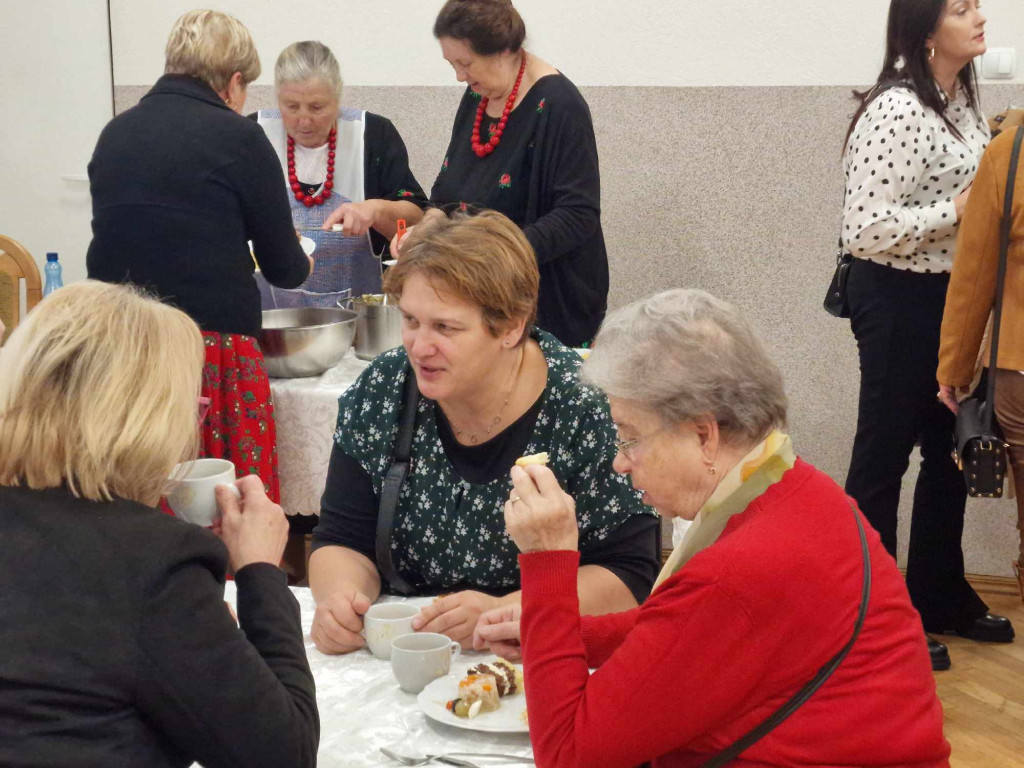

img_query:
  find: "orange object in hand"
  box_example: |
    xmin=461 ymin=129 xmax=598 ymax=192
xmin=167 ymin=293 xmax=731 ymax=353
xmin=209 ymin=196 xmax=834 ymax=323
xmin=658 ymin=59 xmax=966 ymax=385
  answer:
xmin=396 ymin=218 xmax=407 ymax=246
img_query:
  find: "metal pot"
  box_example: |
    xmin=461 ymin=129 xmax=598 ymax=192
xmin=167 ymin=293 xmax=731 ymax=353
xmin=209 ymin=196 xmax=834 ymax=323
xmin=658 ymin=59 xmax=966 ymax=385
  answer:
xmin=258 ymin=307 xmax=357 ymax=378
xmin=353 ymin=295 xmax=403 ymax=360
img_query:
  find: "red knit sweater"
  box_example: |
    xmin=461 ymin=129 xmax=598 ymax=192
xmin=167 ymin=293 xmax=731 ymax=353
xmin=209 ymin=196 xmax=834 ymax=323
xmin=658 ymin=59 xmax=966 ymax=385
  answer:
xmin=518 ymin=460 xmax=949 ymax=768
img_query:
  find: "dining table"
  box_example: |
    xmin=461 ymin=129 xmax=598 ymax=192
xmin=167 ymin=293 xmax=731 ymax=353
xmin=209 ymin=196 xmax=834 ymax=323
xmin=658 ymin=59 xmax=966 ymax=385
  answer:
xmin=220 ymin=582 xmax=535 ymax=768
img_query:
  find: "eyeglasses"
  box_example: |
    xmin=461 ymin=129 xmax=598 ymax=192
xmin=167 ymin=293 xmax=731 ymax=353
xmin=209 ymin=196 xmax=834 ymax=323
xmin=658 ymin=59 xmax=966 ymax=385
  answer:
xmin=614 ymin=425 xmax=672 ymax=461
xmin=197 ymin=396 xmax=212 ymax=427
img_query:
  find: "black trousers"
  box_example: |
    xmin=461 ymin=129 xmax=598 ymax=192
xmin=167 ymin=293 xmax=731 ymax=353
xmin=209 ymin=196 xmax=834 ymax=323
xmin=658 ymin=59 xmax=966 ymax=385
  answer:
xmin=844 ymin=258 xmax=987 ymax=632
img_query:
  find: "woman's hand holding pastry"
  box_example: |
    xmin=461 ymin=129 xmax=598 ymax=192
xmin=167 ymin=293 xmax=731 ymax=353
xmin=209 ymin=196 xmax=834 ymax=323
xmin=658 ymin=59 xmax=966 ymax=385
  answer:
xmin=473 ymin=603 xmax=523 ymax=661
xmin=215 ymin=475 xmax=288 ymax=572
xmin=504 ymin=465 xmax=579 ymax=553
xmin=412 ymin=590 xmax=500 ymax=649
xmin=311 ymin=587 xmax=372 ymax=655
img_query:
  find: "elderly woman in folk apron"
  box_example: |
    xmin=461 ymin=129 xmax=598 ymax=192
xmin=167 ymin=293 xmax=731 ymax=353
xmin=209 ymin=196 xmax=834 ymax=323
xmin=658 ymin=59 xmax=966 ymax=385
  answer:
xmin=254 ymin=41 xmax=428 ymax=299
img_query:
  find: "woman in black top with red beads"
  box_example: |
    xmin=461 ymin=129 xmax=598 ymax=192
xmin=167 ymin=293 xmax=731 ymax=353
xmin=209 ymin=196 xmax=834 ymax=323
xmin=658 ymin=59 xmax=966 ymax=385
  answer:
xmin=412 ymin=0 xmax=607 ymax=348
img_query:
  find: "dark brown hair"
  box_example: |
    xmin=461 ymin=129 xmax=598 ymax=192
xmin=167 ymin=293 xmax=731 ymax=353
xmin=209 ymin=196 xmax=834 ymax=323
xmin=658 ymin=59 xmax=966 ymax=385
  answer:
xmin=844 ymin=0 xmax=980 ymax=148
xmin=383 ymin=210 xmax=538 ymax=343
xmin=433 ymin=0 xmax=526 ymax=56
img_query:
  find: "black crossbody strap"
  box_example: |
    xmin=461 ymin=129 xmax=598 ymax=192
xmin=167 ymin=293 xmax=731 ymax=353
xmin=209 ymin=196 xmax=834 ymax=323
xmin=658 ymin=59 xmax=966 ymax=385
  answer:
xmin=983 ymin=126 xmax=1023 ymax=432
xmin=375 ymin=368 xmax=420 ymax=596
xmin=700 ymin=500 xmax=872 ymax=768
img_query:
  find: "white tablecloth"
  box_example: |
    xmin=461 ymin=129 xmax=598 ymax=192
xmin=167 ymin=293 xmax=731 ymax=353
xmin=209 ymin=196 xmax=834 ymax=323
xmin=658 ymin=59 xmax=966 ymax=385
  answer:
xmin=220 ymin=583 xmax=534 ymax=768
xmin=269 ymin=352 xmax=370 ymax=517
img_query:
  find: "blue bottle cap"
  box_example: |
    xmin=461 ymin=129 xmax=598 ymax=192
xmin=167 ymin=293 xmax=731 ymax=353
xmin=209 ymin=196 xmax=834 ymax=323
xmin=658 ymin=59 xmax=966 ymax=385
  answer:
xmin=46 ymin=252 xmax=59 ymax=261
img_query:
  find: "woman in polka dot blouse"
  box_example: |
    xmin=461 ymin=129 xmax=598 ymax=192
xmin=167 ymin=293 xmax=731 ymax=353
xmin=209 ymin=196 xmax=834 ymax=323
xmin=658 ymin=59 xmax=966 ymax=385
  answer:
xmin=840 ymin=0 xmax=1013 ymax=673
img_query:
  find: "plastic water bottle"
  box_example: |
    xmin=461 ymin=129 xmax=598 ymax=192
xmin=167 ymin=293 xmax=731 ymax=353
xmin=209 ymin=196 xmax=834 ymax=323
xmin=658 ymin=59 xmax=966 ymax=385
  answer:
xmin=43 ymin=253 xmax=63 ymax=296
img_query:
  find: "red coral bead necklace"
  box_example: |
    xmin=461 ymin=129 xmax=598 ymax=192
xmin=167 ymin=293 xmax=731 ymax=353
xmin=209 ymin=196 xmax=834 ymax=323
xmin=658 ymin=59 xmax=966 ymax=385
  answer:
xmin=288 ymin=128 xmax=336 ymax=207
xmin=471 ymin=53 xmax=527 ymax=158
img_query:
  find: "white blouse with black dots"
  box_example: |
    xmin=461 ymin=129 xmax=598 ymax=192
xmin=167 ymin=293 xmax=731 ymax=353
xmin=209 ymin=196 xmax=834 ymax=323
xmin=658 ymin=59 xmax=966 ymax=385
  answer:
xmin=842 ymin=86 xmax=990 ymax=274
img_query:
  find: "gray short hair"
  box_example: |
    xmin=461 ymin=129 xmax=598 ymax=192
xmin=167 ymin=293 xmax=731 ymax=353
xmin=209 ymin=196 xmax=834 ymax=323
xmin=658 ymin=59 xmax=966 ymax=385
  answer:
xmin=275 ymin=41 xmax=343 ymax=100
xmin=582 ymin=289 xmax=787 ymax=447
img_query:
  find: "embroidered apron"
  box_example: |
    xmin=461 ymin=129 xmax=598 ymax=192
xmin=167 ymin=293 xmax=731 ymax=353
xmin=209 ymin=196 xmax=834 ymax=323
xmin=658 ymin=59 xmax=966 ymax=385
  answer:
xmin=257 ymin=108 xmax=381 ymax=299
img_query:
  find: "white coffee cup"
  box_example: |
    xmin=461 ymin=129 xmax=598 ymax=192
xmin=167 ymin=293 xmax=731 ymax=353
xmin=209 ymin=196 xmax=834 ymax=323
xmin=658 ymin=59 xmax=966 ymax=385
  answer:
xmin=166 ymin=458 xmax=240 ymax=527
xmin=390 ymin=633 xmax=461 ymax=693
xmin=363 ymin=603 xmax=420 ymax=660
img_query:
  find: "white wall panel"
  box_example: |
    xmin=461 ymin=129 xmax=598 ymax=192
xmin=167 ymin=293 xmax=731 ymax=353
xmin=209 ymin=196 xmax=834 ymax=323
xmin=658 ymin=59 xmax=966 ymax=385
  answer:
xmin=110 ymin=0 xmax=1024 ymax=87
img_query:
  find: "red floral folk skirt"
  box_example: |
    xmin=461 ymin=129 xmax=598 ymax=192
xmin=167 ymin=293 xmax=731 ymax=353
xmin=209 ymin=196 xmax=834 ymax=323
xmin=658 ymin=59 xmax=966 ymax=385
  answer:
xmin=199 ymin=331 xmax=281 ymax=503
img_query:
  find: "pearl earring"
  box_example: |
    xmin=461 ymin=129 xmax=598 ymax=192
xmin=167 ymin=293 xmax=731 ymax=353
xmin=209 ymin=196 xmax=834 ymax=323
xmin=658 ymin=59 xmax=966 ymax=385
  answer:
xmin=928 ymin=47 xmax=935 ymax=62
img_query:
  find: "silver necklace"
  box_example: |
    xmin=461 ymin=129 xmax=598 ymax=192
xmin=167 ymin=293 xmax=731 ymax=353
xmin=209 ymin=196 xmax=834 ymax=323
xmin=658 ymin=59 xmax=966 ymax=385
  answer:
xmin=452 ymin=347 xmax=524 ymax=445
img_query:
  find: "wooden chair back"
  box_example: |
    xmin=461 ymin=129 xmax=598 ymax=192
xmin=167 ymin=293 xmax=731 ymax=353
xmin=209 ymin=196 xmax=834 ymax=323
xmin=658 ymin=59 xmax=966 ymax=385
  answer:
xmin=0 ymin=235 xmax=42 ymax=345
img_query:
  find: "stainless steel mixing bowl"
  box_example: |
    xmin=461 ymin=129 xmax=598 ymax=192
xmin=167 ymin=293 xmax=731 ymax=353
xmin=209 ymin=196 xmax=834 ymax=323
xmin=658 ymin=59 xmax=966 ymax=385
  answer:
xmin=258 ymin=307 xmax=357 ymax=378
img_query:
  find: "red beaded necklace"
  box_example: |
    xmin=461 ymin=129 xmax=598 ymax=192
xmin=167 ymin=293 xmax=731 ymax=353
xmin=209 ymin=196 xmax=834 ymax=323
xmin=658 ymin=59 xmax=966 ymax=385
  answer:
xmin=471 ymin=54 xmax=527 ymax=158
xmin=287 ymin=128 xmax=336 ymax=207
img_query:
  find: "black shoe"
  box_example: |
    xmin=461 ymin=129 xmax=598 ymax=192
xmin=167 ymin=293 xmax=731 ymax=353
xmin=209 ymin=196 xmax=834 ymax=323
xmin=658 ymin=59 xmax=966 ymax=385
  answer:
xmin=928 ymin=636 xmax=951 ymax=671
xmin=954 ymin=613 xmax=1015 ymax=643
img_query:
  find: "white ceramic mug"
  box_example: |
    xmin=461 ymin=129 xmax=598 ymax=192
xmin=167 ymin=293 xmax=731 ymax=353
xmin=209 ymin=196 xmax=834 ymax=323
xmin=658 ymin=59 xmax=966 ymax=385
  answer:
xmin=390 ymin=633 xmax=461 ymax=693
xmin=165 ymin=458 xmax=240 ymax=527
xmin=363 ymin=603 xmax=419 ymax=660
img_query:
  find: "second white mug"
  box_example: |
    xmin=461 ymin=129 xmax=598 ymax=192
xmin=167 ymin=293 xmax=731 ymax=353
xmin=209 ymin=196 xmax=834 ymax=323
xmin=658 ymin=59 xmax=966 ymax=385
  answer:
xmin=390 ymin=633 xmax=461 ymax=693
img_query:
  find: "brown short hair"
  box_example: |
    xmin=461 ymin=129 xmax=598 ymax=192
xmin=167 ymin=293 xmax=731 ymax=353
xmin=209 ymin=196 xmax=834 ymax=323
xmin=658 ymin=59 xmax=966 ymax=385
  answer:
xmin=0 ymin=281 xmax=204 ymax=507
xmin=164 ymin=9 xmax=261 ymax=92
xmin=383 ymin=211 xmax=538 ymax=343
xmin=433 ymin=0 xmax=526 ymax=55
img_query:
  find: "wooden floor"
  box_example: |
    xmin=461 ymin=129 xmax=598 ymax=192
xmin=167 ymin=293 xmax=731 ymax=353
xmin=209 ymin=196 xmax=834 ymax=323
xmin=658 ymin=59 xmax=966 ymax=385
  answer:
xmin=935 ymin=592 xmax=1024 ymax=767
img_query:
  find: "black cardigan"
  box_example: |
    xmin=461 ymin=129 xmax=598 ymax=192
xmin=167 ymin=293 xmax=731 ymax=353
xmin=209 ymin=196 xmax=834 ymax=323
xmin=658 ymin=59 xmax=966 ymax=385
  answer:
xmin=431 ymin=74 xmax=609 ymax=347
xmin=87 ymin=75 xmax=309 ymax=337
xmin=0 ymin=485 xmax=318 ymax=768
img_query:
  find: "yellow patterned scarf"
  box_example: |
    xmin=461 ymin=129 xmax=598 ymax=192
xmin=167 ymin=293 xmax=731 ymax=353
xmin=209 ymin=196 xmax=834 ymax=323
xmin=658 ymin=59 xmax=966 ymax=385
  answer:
xmin=652 ymin=430 xmax=796 ymax=591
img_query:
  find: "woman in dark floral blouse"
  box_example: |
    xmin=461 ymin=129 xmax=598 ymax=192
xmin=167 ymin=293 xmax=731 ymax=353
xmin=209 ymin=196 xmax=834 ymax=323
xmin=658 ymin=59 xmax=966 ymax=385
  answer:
xmin=309 ymin=211 xmax=658 ymax=652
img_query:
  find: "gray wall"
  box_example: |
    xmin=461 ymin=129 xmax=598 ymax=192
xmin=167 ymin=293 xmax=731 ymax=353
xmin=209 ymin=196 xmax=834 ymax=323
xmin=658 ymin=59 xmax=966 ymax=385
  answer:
xmin=116 ymin=83 xmax=1024 ymax=576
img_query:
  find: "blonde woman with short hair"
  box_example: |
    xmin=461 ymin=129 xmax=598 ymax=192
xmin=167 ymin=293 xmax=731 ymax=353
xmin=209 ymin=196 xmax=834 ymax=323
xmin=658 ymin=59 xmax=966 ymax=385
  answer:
xmin=255 ymin=41 xmax=426 ymax=304
xmin=308 ymin=210 xmax=659 ymax=655
xmin=87 ymin=10 xmax=311 ymax=508
xmin=0 ymin=282 xmax=318 ymax=768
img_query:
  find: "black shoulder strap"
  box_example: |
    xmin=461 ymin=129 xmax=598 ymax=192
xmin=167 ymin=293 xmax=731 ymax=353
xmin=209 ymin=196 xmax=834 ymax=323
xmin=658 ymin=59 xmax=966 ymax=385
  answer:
xmin=983 ymin=126 xmax=1023 ymax=431
xmin=375 ymin=367 xmax=420 ymax=596
xmin=700 ymin=500 xmax=872 ymax=768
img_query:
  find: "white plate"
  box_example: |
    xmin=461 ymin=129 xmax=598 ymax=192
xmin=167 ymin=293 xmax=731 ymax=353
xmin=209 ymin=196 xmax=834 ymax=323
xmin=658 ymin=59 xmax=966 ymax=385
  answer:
xmin=417 ymin=659 xmax=528 ymax=733
xmin=300 ymin=237 xmax=317 ymax=256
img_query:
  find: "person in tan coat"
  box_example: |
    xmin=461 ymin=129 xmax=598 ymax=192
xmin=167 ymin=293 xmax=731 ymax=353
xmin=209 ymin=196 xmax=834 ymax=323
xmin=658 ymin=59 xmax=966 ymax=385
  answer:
xmin=938 ymin=126 xmax=1024 ymax=600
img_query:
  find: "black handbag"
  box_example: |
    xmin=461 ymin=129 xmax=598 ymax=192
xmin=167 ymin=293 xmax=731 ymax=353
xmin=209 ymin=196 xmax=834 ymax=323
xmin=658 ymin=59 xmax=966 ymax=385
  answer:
xmin=375 ymin=366 xmax=420 ymax=595
xmin=823 ymin=244 xmax=854 ymax=318
xmin=952 ymin=126 xmax=1023 ymax=498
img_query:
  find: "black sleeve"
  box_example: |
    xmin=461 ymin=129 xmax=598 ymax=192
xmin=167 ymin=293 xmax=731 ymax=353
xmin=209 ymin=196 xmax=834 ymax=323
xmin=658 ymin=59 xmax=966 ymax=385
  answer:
xmin=135 ymin=531 xmax=318 ymax=768
xmin=578 ymin=515 xmax=660 ymax=604
xmin=523 ymin=90 xmax=602 ymax=265
xmin=225 ymin=127 xmax=309 ymax=288
xmin=364 ymin=113 xmax=429 ymax=209
xmin=311 ymin=442 xmax=380 ymax=563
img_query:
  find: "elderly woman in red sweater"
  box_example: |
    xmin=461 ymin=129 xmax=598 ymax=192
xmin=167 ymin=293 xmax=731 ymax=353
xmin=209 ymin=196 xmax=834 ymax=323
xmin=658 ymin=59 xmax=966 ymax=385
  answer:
xmin=475 ymin=288 xmax=950 ymax=768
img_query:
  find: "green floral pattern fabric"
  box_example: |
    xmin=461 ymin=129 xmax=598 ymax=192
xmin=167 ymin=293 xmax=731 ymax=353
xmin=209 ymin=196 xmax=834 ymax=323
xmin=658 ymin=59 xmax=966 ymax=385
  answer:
xmin=334 ymin=330 xmax=654 ymax=592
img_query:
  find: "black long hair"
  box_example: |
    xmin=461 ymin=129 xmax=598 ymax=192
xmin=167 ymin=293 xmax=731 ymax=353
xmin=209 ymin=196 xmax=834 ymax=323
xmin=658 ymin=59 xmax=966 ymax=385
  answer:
xmin=844 ymin=0 xmax=980 ymax=147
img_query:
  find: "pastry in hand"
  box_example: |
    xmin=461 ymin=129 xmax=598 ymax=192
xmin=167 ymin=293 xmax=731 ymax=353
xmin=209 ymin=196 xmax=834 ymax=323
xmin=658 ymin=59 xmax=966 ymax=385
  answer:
xmin=515 ymin=452 xmax=549 ymax=468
